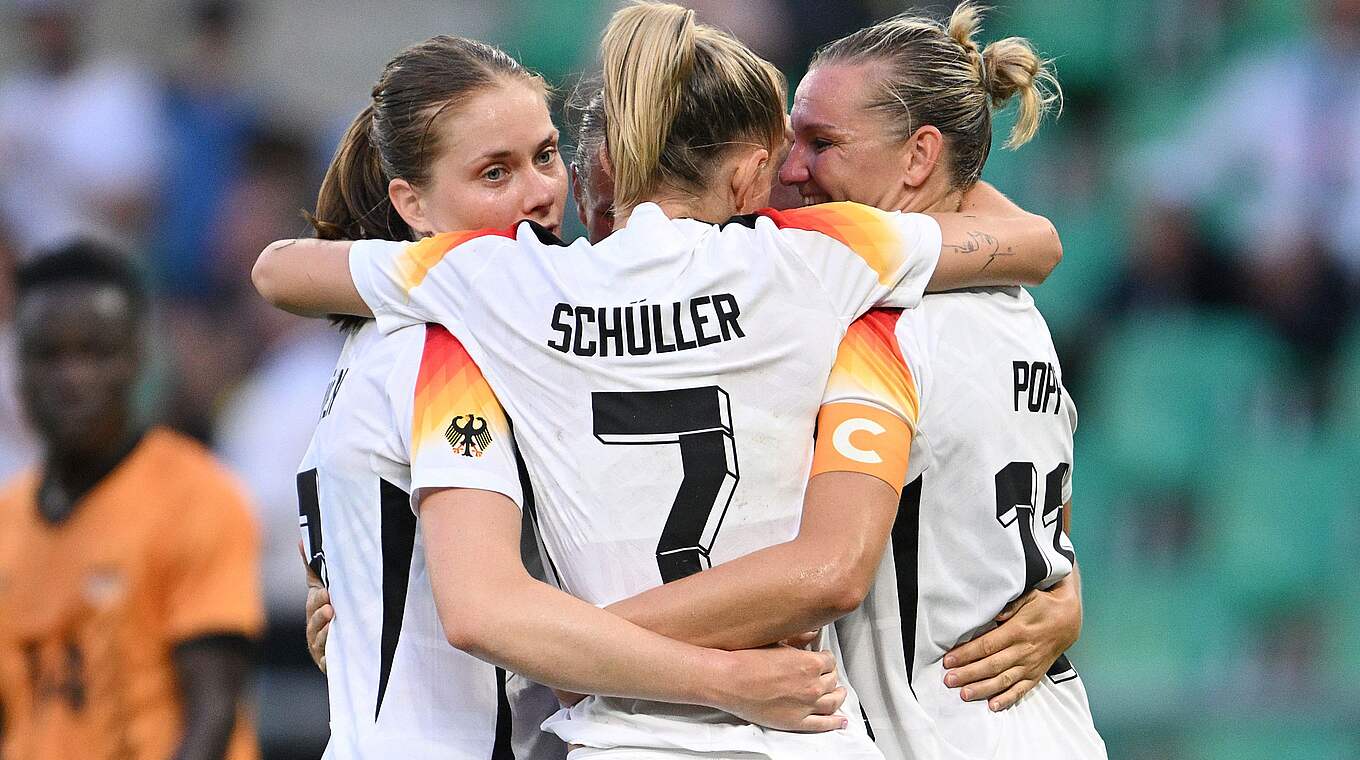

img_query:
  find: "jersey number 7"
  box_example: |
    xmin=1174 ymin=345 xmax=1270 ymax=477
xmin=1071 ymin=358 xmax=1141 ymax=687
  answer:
xmin=592 ymin=386 xmax=740 ymax=583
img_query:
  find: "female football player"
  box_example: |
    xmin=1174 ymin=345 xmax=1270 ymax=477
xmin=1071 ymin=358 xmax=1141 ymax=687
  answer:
xmin=255 ymin=3 xmax=1064 ymax=757
xmin=536 ymin=12 xmax=1094 ymax=753
xmin=781 ymin=5 xmax=1105 ymax=758
xmin=568 ymin=8 xmax=1101 ymax=758
xmin=295 ymin=34 xmax=851 ymax=760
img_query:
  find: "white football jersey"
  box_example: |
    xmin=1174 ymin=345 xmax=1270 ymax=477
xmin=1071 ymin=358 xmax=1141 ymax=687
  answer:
xmin=298 ymin=320 xmax=564 ymax=760
xmin=829 ymin=289 xmax=1106 ymax=760
xmin=348 ymin=201 xmax=943 ymax=758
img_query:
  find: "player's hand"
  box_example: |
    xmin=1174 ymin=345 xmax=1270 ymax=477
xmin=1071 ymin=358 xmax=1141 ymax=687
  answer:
xmin=300 ymin=541 xmax=333 ymax=675
xmin=713 ymin=645 xmax=848 ymax=733
xmin=941 ymin=577 xmax=1081 ymax=711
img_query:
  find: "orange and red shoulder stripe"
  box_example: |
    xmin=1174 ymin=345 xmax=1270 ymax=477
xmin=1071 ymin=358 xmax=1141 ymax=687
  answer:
xmin=759 ymin=202 xmax=908 ymax=285
xmin=396 ymin=226 xmax=516 ymax=293
xmin=411 ymin=324 xmax=510 ymax=456
xmin=826 ymin=308 xmax=919 ymax=424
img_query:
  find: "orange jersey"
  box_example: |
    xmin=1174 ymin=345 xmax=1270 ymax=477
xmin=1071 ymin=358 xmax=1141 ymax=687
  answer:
xmin=0 ymin=428 xmax=264 ymax=760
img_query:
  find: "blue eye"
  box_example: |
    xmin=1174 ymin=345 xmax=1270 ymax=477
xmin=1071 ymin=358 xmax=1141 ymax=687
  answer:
xmin=536 ymin=147 xmax=557 ymax=165
xmin=484 ymin=167 xmax=506 ymax=181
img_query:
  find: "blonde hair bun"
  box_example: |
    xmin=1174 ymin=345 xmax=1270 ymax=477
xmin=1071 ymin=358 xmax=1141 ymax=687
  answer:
xmin=946 ymin=1 xmax=1060 ymax=148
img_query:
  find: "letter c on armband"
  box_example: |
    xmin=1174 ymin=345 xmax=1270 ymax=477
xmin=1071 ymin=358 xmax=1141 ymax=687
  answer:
xmin=832 ymin=417 xmax=886 ymax=464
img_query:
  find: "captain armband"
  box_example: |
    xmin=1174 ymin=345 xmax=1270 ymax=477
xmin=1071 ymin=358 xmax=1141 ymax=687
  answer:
xmin=810 ymin=401 xmax=913 ymax=494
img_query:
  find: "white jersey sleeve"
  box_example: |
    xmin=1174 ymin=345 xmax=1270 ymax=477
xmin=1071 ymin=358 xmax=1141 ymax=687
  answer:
xmin=762 ymin=202 xmax=942 ymax=322
xmin=349 ymin=229 xmax=516 ymax=335
xmin=387 ymin=322 xmax=523 ymax=512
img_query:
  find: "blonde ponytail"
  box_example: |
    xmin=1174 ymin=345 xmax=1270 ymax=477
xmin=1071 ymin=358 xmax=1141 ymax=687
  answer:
xmin=981 ymin=36 xmax=1059 ymax=148
xmin=601 ymin=2 xmax=697 ymax=210
xmin=598 ymin=1 xmax=786 ymax=212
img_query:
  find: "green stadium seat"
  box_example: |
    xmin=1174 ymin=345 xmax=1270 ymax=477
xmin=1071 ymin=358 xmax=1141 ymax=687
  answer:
xmin=1183 ymin=719 xmax=1358 ymax=760
xmin=1221 ymin=0 xmax=1310 ymax=56
xmin=1079 ymin=310 xmax=1297 ymax=492
xmin=1323 ymin=586 xmax=1360 ymax=692
xmin=1028 ymin=202 xmax=1126 ymax=343
xmin=1065 ymin=448 xmax=1121 ymax=563
xmin=994 ymin=1 xmax=1135 ymax=92
xmin=491 ymin=0 xmax=609 ymax=82
xmin=1074 ymin=566 xmax=1242 ymax=719
xmin=1198 ymin=438 xmax=1354 ymax=615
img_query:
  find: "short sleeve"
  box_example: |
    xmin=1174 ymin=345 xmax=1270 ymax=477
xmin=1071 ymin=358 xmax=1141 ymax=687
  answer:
xmin=162 ymin=472 xmax=265 ymax=643
xmin=810 ymin=309 xmax=920 ymax=493
xmin=762 ymin=202 xmax=941 ymax=323
xmin=397 ymin=324 xmax=523 ymax=513
xmin=349 ymin=229 xmax=515 ymax=335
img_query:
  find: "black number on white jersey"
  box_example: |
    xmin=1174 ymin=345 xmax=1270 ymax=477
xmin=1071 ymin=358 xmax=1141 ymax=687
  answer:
xmin=993 ymin=460 xmax=1079 ymax=683
xmin=297 ymin=469 xmax=327 ymax=586
xmin=592 ymin=386 xmax=739 ymax=582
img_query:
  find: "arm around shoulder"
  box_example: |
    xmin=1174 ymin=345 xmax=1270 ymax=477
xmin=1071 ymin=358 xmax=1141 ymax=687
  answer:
xmin=416 ymin=487 xmax=850 ymax=731
xmin=928 ymin=181 xmax=1061 ymax=289
xmin=252 ymin=238 xmax=370 ymax=318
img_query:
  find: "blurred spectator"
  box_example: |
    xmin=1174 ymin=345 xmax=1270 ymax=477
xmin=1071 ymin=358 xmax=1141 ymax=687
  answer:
xmin=153 ymin=0 xmax=262 ymax=298
xmin=0 ymin=0 xmax=165 ymax=253
xmin=1104 ymin=201 xmax=1245 ymax=316
xmin=0 ymin=240 xmax=263 ymax=760
xmin=204 ymin=129 xmax=315 ymax=297
xmin=1135 ymin=0 xmax=1360 ymax=359
xmin=161 ymin=128 xmax=315 ymax=442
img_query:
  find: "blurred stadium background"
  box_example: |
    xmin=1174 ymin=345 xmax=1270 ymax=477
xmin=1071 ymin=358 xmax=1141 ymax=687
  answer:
xmin=0 ymin=0 xmax=1356 ymax=758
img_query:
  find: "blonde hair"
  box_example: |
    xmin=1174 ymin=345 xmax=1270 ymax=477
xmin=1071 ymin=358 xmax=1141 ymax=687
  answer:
xmin=813 ymin=1 xmax=1059 ymax=188
xmin=600 ymin=1 xmax=787 ymax=210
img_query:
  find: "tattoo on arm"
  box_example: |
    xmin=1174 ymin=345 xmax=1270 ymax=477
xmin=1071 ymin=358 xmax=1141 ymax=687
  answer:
xmin=944 ymin=230 xmax=1014 ymax=271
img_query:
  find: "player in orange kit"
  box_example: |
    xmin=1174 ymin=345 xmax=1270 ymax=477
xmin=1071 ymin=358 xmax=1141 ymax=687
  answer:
xmin=0 ymin=241 xmax=265 ymax=760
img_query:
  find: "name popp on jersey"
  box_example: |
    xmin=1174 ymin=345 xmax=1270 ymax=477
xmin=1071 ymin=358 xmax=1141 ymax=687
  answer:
xmin=1013 ymin=360 xmax=1063 ymax=414
xmin=547 ymin=294 xmax=746 ymax=357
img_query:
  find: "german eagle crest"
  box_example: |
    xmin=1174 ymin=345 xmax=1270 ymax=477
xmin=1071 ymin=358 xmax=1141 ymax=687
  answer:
xmin=445 ymin=414 xmax=492 ymax=457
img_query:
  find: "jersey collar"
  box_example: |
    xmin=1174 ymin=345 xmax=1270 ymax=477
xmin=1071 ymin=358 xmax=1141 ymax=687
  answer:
xmin=617 ymin=202 xmax=713 ymax=254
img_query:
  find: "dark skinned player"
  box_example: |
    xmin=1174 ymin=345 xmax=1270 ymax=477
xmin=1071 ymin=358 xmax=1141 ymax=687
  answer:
xmin=0 ymin=241 xmax=264 ymax=760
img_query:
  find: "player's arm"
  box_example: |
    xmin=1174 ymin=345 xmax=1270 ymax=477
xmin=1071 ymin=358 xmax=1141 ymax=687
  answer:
xmin=774 ymin=192 xmax=1059 ymax=320
xmin=252 ymin=238 xmax=366 ymax=318
xmin=608 ymin=310 xmax=915 ymax=650
xmin=392 ymin=328 xmax=844 ymax=729
xmin=926 ymin=181 xmax=1062 ymax=289
xmin=170 ymin=635 xmax=254 ymax=760
xmin=606 ymin=413 xmax=905 ymax=651
xmin=942 ymin=498 xmax=1083 ymax=711
xmin=420 ymin=487 xmax=848 ymax=732
xmin=254 ymin=232 xmax=504 ymax=334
